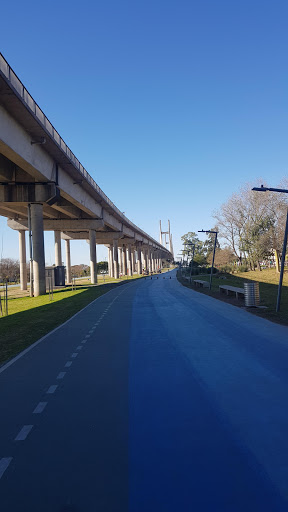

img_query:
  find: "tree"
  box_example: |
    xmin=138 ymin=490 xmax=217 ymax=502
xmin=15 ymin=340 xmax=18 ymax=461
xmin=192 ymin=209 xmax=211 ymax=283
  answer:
xmin=97 ymin=261 xmax=108 ymax=272
xmin=203 ymin=227 xmax=220 ymax=257
xmin=71 ymin=264 xmax=90 ymax=277
xmin=180 ymin=232 xmax=206 ymax=266
xmin=207 ymin=247 xmax=236 ymax=266
xmin=213 ymin=183 xmax=288 ymax=270
xmin=0 ymin=258 xmax=20 ymax=282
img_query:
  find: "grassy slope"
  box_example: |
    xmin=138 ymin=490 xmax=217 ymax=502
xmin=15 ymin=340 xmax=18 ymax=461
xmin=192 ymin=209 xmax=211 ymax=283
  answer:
xmin=0 ymin=269 xmax=172 ymax=365
xmin=177 ymin=268 xmax=288 ymax=326
xmin=0 ymin=279 xmax=137 ymax=365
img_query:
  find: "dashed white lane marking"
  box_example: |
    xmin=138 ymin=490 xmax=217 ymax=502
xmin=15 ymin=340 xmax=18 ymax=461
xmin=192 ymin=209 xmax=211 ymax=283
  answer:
xmin=65 ymin=361 xmax=73 ymax=368
xmin=81 ymin=340 xmax=86 ymax=344
xmin=57 ymin=372 xmax=66 ymax=380
xmin=0 ymin=458 xmax=13 ymax=479
xmin=15 ymin=425 xmax=33 ymax=441
xmin=76 ymin=346 xmax=83 ymax=350
xmin=71 ymin=353 xmax=78 ymax=358
xmin=47 ymin=385 xmax=58 ymax=394
xmin=33 ymin=402 xmax=47 ymax=414
xmin=85 ymin=334 xmax=90 ymax=339
xmin=89 ymin=329 xmax=94 ymax=334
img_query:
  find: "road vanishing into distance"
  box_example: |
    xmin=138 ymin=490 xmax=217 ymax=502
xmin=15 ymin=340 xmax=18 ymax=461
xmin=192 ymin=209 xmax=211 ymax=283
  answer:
xmin=1 ymin=269 xmax=288 ymax=511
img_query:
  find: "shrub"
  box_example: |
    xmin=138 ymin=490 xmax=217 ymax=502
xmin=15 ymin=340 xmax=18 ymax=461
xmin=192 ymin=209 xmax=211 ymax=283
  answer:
xmin=219 ymin=264 xmax=234 ymax=273
xmin=237 ymin=264 xmax=249 ymax=273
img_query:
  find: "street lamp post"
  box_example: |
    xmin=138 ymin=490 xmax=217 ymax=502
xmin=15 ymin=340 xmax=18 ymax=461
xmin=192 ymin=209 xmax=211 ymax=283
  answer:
xmin=252 ymin=185 xmax=288 ymax=312
xmin=198 ymin=229 xmax=218 ymax=290
xmin=186 ymin=242 xmax=195 ymax=284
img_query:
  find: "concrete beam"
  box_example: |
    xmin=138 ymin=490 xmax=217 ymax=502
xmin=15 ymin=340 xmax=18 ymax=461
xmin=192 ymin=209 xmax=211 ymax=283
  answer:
xmin=0 ymin=182 xmax=58 ymax=203
xmin=0 ymin=153 xmax=14 ymax=181
xmin=42 ymin=204 xmax=63 ymax=219
xmin=0 ymin=204 xmax=28 ymax=217
xmin=52 ymin=198 xmax=84 ymax=219
xmin=60 ymin=232 xmax=135 ymax=243
xmin=102 ymin=209 xmax=122 ymax=231
xmin=122 ymin=225 xmax=135 ymax=238
xmin=8 ymin=219 xmax=104 ymax=231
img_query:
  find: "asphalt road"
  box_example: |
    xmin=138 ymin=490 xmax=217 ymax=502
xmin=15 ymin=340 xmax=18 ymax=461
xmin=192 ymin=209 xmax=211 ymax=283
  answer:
xmin=1 ymin=269 xmax=288 ymax=511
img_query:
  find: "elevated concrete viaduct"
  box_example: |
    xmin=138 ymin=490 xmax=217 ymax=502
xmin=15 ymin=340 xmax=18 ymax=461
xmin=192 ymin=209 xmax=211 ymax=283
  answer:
xmin=0 ymin=54 xmax=172 ymax=294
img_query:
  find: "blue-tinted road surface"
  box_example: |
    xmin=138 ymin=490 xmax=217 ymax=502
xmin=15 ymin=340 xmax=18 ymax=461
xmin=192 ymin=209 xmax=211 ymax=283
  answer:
xmin=0 ymin=269 xmax=288 ymax=511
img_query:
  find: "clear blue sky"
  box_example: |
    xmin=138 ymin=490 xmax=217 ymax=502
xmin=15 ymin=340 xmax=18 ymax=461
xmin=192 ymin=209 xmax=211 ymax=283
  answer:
xmin=0 ymin=0 xmax=287 ymax=264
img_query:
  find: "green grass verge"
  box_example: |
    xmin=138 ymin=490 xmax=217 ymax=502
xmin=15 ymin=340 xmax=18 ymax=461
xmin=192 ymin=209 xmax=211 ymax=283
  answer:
xmin=0 ymin=280 xmax=135 ymax=365
xmin=177 ymin=268 xmax=288 ymax=326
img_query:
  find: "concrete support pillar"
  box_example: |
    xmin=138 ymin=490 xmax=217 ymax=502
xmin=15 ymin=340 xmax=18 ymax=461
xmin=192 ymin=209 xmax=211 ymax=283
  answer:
xmin=89 ymin=230 xmax=97 ymax=284
xmin=108 ymin=245 xmax=113 ymax=277
xmin=134 ymin=248 xmax=137 ymax=273
xmin=19 ymin=230 xmax=27 ymax=291
xmin=54 ymin=230 xmax=62 ymax=267
xmin=145 ymin=248 xmax=149 ymax=271
xmin=31 ymin=203 xmax=46 ymax=296
xmin=148 ymin=248 xmax=152 ymax=273
xmin=137 ymin=246 xmax=142 ymax=274
xmin=122 ymin=245 xmax=127 ymax=275
xmin=118 ymin=248 xmax=123 ymax=275
xmin=113 ymin=240 xmax=119 ymax=278
xmin=131 ymin=248 xmax=135 ymax=275
xmin=65 ymin=240 xmax=71 ymax=284
xmin=127 ymin=245 xmax=132 ymax=276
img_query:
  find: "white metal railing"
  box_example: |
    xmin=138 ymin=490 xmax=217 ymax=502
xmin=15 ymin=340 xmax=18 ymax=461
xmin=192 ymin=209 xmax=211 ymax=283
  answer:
xmin=0 ymin=53 xmax=168 ymax=250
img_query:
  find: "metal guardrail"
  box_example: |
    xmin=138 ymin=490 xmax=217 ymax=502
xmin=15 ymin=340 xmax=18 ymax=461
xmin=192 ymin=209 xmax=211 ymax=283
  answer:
xmin=0 ymin=53 xmax=168 ymax=251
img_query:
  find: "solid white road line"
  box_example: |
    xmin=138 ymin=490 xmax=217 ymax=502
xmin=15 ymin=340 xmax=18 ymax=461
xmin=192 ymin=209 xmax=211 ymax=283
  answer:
xmin=47 ymin=385 xmax=58 ymax=394
xmin=71 ymin=353 xmax=78 ymax=358
xmin=65 ymin=361 xmax=73 ymax=368
xmin=0 ymin=458 xmax=13 ymax=479
xmin=57 ymin=372 xmax=66 ymax=380
xmin=15 ymin=425 xmax=33 ymax=441
xmin=33 ymin=402 xmax=47 ymax=414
